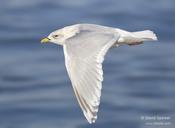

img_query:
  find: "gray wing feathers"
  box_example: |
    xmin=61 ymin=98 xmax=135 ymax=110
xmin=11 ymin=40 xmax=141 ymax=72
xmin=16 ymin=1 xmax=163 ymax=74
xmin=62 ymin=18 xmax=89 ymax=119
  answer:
xmin=63 ymin=31 xmax=119 ymax=123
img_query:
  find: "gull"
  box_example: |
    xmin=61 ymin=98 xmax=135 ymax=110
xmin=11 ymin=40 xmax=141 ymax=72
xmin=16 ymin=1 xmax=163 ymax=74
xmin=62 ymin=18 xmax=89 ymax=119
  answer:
xmin=41 ymin=24 xmax=157 ymax=123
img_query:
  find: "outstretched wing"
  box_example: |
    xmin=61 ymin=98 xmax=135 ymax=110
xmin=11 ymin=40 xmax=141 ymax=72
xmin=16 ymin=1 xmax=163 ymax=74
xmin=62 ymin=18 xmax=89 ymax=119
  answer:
xmin=63 ymin=30 xmax=119 ymax=123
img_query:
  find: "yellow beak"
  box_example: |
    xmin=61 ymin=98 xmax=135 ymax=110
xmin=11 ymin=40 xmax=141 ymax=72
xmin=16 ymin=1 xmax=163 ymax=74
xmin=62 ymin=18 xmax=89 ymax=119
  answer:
xmin=41 ymin=38 xmax=50 ymax=43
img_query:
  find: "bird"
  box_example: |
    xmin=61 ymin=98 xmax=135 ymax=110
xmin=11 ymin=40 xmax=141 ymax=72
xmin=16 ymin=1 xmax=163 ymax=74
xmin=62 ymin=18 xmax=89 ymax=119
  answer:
xmin=41 ymin=24 xmax=157 ymax=123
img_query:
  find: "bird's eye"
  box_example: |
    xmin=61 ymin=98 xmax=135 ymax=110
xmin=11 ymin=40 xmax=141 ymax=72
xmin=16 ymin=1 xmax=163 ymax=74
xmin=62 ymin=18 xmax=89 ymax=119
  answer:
xmin=53 ymin=35 xmax=59 ymax=38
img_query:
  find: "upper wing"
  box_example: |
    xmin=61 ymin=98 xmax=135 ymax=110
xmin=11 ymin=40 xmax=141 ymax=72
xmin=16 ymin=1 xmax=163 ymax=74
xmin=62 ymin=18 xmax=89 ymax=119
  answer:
xmin=63 ymin=30 xmax=119 ymax=123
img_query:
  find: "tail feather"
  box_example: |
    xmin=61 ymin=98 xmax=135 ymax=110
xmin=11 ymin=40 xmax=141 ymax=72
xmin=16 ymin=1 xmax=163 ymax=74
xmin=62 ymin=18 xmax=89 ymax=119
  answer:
xmin=115 ymin=29 xmax=158 ymax=46
xmin=132 ymin=30 xmax=158 ymax=41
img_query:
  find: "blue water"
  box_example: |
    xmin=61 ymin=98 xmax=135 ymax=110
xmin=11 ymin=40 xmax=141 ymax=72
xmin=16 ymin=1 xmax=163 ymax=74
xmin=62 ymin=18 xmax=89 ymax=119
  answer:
xmin=0 ymin=0 xmax=175 ymax=128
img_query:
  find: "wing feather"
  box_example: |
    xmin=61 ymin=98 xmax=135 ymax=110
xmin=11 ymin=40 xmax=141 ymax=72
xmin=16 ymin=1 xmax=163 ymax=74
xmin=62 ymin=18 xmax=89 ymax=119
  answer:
xmin=63 ymin=31 xmax=119 ymax=123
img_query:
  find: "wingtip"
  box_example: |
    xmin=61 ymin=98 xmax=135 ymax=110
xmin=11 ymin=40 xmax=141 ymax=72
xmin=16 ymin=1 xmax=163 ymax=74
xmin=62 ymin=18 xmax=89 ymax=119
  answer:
xmin=87 ymin=117 xmax=97 ymax=124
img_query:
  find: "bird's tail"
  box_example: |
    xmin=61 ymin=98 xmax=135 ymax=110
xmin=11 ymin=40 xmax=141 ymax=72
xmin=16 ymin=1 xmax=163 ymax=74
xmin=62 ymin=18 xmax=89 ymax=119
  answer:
xmin=122 ymin=30 xmax=158 ymax=46
xmin=115 ymin=29 xmax=158 ymax=46
xmin=132 ymin=30 xmax=158 ymax=41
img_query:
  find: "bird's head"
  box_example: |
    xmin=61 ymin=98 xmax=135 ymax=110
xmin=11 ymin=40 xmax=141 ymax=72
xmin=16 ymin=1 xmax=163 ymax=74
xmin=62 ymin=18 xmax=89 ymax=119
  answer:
xmin=41 ymin=28 xmax=65 ymax=45
xmin=41 ymin=25 xmax=79 ymax=45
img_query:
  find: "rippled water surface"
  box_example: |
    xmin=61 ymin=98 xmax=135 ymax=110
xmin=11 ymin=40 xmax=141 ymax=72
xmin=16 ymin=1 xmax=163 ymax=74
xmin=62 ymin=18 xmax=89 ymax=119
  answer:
xmin=0 ymin=0 xmax=175 ymax=128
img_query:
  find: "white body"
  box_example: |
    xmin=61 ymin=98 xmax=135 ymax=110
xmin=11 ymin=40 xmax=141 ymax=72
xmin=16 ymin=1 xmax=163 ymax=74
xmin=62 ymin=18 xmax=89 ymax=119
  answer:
xmin=48 ymin=24 xmax=157 ymax=46
xmin=45 ymin=24 xmax=157 ymax=123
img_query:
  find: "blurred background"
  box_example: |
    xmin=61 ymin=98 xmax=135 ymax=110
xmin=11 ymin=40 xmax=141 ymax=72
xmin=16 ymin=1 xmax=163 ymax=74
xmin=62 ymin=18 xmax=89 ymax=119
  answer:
xmin=0 ymin=0 xmax=175 ymax=128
